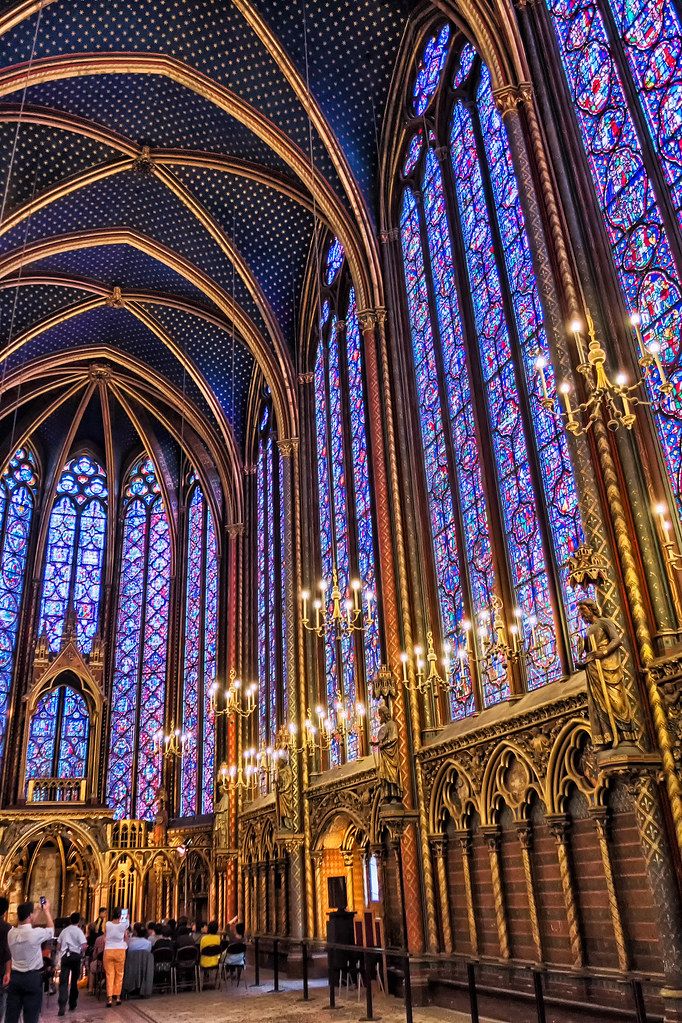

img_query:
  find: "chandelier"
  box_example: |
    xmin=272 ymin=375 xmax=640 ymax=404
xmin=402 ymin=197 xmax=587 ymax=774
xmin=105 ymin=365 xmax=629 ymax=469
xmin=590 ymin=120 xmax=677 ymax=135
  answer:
xmin=209 ymin=669 xmax=257 ymax=719
xmin=535 ymin=312 xmax=671 ymax=436
xmin=301 ymin=566 xmax=374 ymax=637
xmin=153 ymin=726 xmax=190 ymax=761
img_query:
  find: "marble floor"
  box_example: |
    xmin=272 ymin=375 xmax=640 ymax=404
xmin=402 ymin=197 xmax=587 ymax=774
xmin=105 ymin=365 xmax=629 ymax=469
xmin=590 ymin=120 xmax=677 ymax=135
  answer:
xmin=39 ymin=970 xmax=497 ymax=1023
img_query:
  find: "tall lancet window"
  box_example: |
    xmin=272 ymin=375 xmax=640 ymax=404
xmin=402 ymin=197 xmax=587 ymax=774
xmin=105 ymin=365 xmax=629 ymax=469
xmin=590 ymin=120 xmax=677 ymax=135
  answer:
xmin=180 ymin=478 xmax=218 ymax=817
xmin=313 ymin=241 xmax=382 ymax=767
xmin=544 ymin=0 xmax=682 ymax=513
xmin=107 ymin=457 xmax=171 ymax=821
xmin=39 ymin=454 xmax=107 ymax=653
xmin=0 ymin=448 xmax=38 ymax=764
xmin=256 ymin=403 xmax=288 ymax=751
xmin=398 ymin=26 xmax=586 ymax=716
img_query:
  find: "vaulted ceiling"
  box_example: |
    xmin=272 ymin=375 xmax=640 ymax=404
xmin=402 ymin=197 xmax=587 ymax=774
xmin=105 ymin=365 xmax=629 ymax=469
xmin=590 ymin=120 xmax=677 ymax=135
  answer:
xmin=0 ymin=0 xmax=416 ymax=488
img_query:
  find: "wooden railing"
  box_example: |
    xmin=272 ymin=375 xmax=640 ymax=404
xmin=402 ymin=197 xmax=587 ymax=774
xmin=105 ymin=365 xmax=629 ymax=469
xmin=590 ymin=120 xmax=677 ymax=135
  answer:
xmin=26 ymin=777 xmax=86 ymax=803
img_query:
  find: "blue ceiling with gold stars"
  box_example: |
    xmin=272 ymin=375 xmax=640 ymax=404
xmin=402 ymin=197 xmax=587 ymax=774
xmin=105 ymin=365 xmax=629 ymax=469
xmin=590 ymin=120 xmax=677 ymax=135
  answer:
xmin=0 ymin=0 xmax=415 ymax=464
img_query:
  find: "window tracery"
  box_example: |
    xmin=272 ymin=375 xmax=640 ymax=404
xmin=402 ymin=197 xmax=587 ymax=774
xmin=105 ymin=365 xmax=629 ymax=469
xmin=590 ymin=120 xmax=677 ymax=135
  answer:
xmin=180 ymin=481 xmax=218 ymax=817
xmin=0 ymin=448 xmax=38 ymax=766
xmin=313 ymin=242 xmax=382 ymax=764
xmin=107 ymin=457 xmax=171 ymax=822
xmin=26 ymin=684 xmax=89 ymax=781
xmin=398 ymin=28 xmax=586 ymax=715
xmin=39 ymin=454 xmax=107 ymax=654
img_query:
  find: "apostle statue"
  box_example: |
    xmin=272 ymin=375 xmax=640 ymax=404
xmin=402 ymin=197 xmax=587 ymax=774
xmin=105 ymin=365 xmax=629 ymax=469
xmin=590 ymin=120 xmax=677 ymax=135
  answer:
xmin=214 ymin=778 xmax=231 ymax=849
xmin=275 ymin=753 xmax=295 ymax=831
xmin=152 ymin=785 xmax=168 ymax=847
xmin=575 ymin=599 xmax=638 ymax=750
xmin=372 ymin=701 xmax=402 ymax=803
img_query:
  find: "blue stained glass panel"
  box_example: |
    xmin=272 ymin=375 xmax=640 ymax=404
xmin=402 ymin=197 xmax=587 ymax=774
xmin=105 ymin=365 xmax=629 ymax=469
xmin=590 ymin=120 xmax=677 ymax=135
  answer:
xmin=547 ymin=0 xmax=682 ymax=511
xmin=413 ymin=24 xmax=452 ymax=114
xmin=26 ymin=690 xmax=59 ymax=778
xmin=449 ymin=100 xmax=561 ymax=686
xmin=257 ymin=437 xmax=269 ymax=748
xmin=279 ymin=456 xmax=289 ymax=722
xmin=202 ymin=508 xmax=218 ymax=815
xmin=325 ymin=238 xmax=345 ymax=284
xmin=39 ymin=455 xmax=107 ymax=653
xmin=346 ymin=291 xmax=382 ymax=734
xmin=422 ymin=147 xmax=506 ymax=707
xmin=0 ymin=448 xmax=36 ymax=767
xmin=181 ymin=487 xmax=203 ymax=817
xmin=400 ymin=187 xmax=472 ymax=714
xmin=476 ymin=64 xmax=586 ymax=659
xmin=57 ymin=688 xmax=89 ymax=778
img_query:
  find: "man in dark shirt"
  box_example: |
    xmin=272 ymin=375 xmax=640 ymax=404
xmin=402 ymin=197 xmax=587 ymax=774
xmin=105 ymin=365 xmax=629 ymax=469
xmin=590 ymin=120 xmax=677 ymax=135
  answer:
xmin=90 ymin=908 xmax=106 ymax=939
xmin=174 ymin=926 xmax=194 ymax=951
xmin=0 ymin=897 xmax=11 ymax=1020
xmin=151 ymin=927 xmax=173 ymax=952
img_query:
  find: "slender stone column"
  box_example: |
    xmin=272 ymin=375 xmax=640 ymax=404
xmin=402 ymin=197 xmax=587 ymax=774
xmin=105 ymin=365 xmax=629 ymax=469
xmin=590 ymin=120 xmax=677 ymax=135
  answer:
xmin=454 ymin=829 xmax=478 ymax=955
xmin=430 ymin=836 xmax=453 ymax=953
xmin=311 ymin=850 xmax=324 ymax=939
xmin=484 ymin=828 xmax=510 ymax=960
xmin=343 ymin=853 xmax=355 ymax=913
xmin=516 ymin=823 xmax=543 ymax=964
xmin=548 ymin=816 xmax=584 ymax=968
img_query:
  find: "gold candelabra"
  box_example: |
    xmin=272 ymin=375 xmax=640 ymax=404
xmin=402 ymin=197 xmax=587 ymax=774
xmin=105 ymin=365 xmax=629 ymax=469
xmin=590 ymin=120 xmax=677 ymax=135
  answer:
xmin=153 ymin=725 xmax=190 ymax=761
xmin=535 ymin=312 xmax=671 ymax=436
xmin=223 ymin=749 xmax=258 ymax=795
xmin=301 ymin=566 xmax=374 ymax=638
xmin=209 ymin=669 xmax=257 ymax=719
xmin=654 ymin=502 xmax=682 ymax=571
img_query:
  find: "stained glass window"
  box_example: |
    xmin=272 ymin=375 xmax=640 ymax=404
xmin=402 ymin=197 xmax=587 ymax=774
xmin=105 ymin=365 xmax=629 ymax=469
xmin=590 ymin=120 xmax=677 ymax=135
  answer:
xmin=180 ymin=483 xmax=218 ymax=817
xmin=0 ymin=448 xmax=37 ymax=767
xmin=256 ymin=406 xmax=288 ymax=754
xmin=546 ymin=0 xmax=682 ymax=514
xmin=399 ymin=32 xmax=587 ymax=711
xmin=107 ymin=457 xmax=171 ymax=821
xmin=26 ymin=684 xmax=89 ymax=781
xmin=313 ymin=245 xmax=383 ymax=760
xmin=325 ymin=238 xmax=345 ymax=285
xmin=413 ymin=24 xmax=451 ymax=114
xmin=39 ymin=454 xmax=107 ymax=654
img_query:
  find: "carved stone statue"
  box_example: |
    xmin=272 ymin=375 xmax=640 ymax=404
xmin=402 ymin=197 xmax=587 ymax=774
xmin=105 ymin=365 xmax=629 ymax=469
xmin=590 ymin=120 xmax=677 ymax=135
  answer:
xmin=214 ymin=780 xmax=230 ymax=849
xmin=576 ymin=599 xmax=637 ymax=750
xmin=372 ymin=702 xmax=402 ymax=803
xmin=275 ymin=755 xmax=295 ymax=831
xmin=151 ymin=785 xmax=168 ymax=847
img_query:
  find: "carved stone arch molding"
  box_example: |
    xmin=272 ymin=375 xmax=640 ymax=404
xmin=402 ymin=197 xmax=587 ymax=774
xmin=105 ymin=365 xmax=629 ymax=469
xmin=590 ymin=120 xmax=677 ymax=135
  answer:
xmin=20 ymin=643 xmax=105 ymax=805
xmin=311 ymin=787 xmax=381 ymax=851
xmin=429 ymin=759 xmax=479 ymax=834
xmin=547 ymin=718 xmax=602 ymax=815
xmin=480 ymin=741 xmax=541 ymax=826
xmin=0 ymin=818 xmax=105 ymax=899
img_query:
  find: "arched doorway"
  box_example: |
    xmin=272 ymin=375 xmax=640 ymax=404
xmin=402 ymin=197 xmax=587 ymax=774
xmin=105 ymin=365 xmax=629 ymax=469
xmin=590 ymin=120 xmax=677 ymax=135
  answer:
xmin=177 ymin=851 xmax=209 ymax=922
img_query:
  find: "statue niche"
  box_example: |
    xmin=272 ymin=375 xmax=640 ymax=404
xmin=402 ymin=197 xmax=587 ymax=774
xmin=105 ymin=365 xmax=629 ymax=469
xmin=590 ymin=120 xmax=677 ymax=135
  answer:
xmin=576 ymin=599 xmax=638 ymax=752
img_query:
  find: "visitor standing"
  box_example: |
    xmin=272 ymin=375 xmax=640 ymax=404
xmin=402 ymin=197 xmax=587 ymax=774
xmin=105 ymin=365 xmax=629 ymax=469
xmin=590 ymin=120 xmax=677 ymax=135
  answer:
xmin=102 ymin=909 xmax=128 ymax=1008
xmin=5 ymin=900 xmax=54 ymax=1023
xmin=0 ymin=897 xmax=12 ymax=1022
xmin=91 ymin=908 xmax=107 ymax=938
xmin=56 ymin=912 xmax=86 ymax=1016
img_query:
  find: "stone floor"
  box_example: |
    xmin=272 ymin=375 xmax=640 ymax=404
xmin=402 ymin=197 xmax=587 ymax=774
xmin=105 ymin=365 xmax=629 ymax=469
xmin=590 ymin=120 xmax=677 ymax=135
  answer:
xmin=39 ymin=970 xmax=498 ymax=1023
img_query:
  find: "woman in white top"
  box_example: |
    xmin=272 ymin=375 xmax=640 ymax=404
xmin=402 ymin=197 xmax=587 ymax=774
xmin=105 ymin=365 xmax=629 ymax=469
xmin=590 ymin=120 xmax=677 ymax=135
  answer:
xmin=103 ymin=909 xmax=128 ymax=1007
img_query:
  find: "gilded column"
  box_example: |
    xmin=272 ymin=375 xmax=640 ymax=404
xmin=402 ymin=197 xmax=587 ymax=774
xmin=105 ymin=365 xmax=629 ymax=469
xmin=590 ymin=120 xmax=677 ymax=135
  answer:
xmin=455 ymin=829 xmax=478 ymax=956
xmin=359 ymin=308 xmax=433 ymax=953
xmin=311 ymin=850 xmax=325 ymax=939
xmin=484 ymin=828 xmax=510 ymax=959
xmin=548 ymin=816 xmax=584 ymax=968
xmin=430 ymin=836 xmax=453 ymax=954
xmin=343 ymin=853 xmax=355 ymax=913
xmin=590 ymin=808 xmax=628 ymax=973
xmin=516 ymin=822 xmax=543 ymax=964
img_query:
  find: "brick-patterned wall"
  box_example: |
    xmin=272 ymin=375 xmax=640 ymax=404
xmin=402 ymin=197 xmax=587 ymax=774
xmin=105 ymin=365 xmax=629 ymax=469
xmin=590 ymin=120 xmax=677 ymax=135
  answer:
xmin=470 ymin=815 xmax=498 ymax=957
xmin=446 ymin=819 xmax=472 ymax=955
xmin=568 ymin=789 xmax=617 ymax=970
xmin=499 ymin=805 xmax=534 ymax=961
xmin=530 ymin=798 xmax=572 ymax=967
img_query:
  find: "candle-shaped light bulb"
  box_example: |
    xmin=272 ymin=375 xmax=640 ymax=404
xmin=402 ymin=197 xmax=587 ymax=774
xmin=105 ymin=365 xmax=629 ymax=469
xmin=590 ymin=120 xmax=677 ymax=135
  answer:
xmin=569 ymin=319 xmax=586 ymax=363
xmin=535 ymin=354 xmax=549 ymax=400
xmin=400 ymin=652 xmax=409 ymax=684
xmin=559 ymin=381 xmax=578 ymax=429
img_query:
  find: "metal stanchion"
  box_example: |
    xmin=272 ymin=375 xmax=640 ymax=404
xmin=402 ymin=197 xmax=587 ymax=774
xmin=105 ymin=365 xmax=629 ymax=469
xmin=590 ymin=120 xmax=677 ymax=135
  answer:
xmin=532 ymin=968 xmax=546 ymax=1023
xmin=327 ymin=950 xmax=336 ymax=1009
xmin=359 ymin=949 xmax=377 ymax=1021
xmin=403 ymin=954 xmax=413 ymax=1023
xmin=272 ymin=938 xmax=280 ymax=992
xmin=253 ymin=937 xmax=260 ymax=987
xmin=467 ymin=962 xmax=479 ymax=1023
xmin=631 ymin=978 xmax=647 ymax=1023
xmin=301 ymin=940 xmax=309 ymax=1001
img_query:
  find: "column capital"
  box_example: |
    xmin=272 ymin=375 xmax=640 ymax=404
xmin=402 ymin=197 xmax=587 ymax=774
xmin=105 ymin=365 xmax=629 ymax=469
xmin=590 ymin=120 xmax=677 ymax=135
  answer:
xmin=277 ymin=436 xmax=299 ymax=458
xmin=493 ymin=82 xmax=534 ymax=117
xmin=380 ymin=228 xmax=400 ymax=245
xmin=298 ymin=372 xmax=314 ymax=385
xmin=547 ymin=814 xmax=571 ymax=843
xmin=515 ymin=821 xmax=533 ymax=850
xmin=226 ymin=521 xmax=245 ymax=539
xmin=242 ymin=463 xmax=257 ymax=476
xmin=358 ymin=307 xmax=387 ymax=332
xmin=428 ymin=833 xmax=448 ymax=859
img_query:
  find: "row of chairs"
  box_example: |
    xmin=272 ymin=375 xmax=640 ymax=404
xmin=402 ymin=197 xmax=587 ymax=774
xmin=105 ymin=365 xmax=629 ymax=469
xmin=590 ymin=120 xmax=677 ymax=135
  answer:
xmin=150 ymin=942 xmax=247 ymax=996
xmin=92 ymin=941 xmax=247 ymax=999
